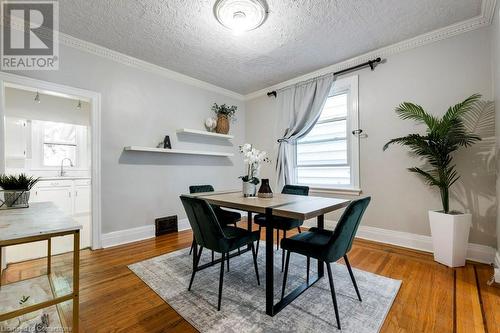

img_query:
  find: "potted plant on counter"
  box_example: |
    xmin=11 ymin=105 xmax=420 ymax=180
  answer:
xmin=0 ymin=173 xmax=40 ymax=208
xmin=212 ymin=103 xmax=237 ymax=134
xmin=239 ymin=143 xmax=270 ymax=197
xmin=383 ymin=94 xmax=481 ymax=267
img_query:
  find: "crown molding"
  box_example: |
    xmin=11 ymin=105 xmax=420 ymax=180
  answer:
xmin=244 ymin=0 xmax=497 ymax=100
xmin=58 ymin=33 xmax=246 ymax=101
xmin=0 ymin=15 xmax=245 ymax=100
xmin=2 ymin=0 xmax=495 ymax=102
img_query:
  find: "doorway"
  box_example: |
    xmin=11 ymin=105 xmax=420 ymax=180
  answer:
xmin=0 ymin=72 xmax=101 ymax=265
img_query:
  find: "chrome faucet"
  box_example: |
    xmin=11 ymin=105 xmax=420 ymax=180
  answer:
xmin=60 ymin=158 xmax=74 ymax=177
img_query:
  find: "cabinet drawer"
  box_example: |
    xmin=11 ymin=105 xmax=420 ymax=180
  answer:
xmin=35 ymin=180 xmax=73 ymax=188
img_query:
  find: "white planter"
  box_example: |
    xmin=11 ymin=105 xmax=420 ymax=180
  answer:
xmin=242 ymin=181 xmax=257 ymax=197
xmin=428 ymin=210 xmax=471 ymax=267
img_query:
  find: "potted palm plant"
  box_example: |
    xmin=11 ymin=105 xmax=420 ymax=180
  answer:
xmin=383 ymin=94 xmax=481 ymax=267
xmin=0 ymin=173 xmax=40 ymax=208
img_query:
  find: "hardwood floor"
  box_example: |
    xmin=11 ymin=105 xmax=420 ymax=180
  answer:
xmin=1 ymin=223 xmax=499 ymax=333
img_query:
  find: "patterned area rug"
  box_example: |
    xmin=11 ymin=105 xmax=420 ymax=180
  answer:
xmin=129 ymin=247 xmax=401 ymax=332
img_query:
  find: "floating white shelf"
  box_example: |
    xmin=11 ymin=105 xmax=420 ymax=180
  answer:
xmin=176 ymin=128 xmax=234 ymax=139
xmin=124 ymin=146 xmax=234 ymax=157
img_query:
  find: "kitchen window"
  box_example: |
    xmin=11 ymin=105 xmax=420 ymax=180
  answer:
xmin=30 ymin=120 xmax=89 ymax=170
xmin=43 ymin=121 xmax=77 ymax=166
xmin=295 ymin=75 xmax=360 ymax=191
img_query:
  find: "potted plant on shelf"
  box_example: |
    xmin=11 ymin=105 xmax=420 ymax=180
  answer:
xmin=239 ymin=143 xmax=270 ymax=197
xmin=383 ymin=94 xmax=482 ymax=267
xmin=212 ymin=103 xmax=237 ymax=134
xmin=0 ymin=173 xmax=40 ymax=208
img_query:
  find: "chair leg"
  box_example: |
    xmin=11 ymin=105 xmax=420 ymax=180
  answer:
xmin=250 ymin=242 xmax=260 ymax=285
xmin=218 ymin=253 xmax=225 ymax=311
xmin=281 ymin=250 xmax=291 ymax=300
xmin=189 ymin=240 xmax=195 ymax=255
xmin=306 ymin=256 xmax=310 ymax=284
xmin=326 ymin=263 xmax=341 ymax=330
xmin=188 ymin=246 xmax=203 ymax=291
xmin=297 ymin=226 xmax=302 ymax=233
xmin=281 ymin=230 xmax=286 ymax=272
xmin=256 ymin=226 xmax=262 ymax=256
xmin=344 ymin=255 xmax=362 ymax=302
xmin=226 ymin=251 xmax=230 ymax=272
xmin=276 ymin=229 xmax=279 ymax=251
xmin=234 ymin=222 xmax=241 ymax=255
xmin=211 ymin=250 xmax=214 ymax=263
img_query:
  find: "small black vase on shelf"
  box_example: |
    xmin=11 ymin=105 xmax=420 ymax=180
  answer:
xmin=258 ymin=179 xmax=273 ymax=198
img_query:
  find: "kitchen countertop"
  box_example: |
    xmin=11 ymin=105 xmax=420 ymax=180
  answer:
xmin=38 ymin=176 xmax=91 ymax=181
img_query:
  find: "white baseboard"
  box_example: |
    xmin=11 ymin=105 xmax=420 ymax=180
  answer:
xmin=303 ymin=219 xmax=496 ymax=264
xmin=178 ymin=218 xmax=191 ymax=232
xmin=101 ymin=218 xmax=496 ymax=264
xmin=495 ymin=251 xmax=500 ymax=283
xmin=101 ymin=225 xmax=155 ymax=248
xmin=101 ymin=218 xmax=191 ymax=248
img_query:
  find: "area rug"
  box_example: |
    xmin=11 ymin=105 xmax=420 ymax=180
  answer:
xmin=129 ymin=247 xmax=401 ymax=332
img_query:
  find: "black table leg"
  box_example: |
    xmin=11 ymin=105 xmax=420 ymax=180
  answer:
xmin=265 ymin=207 xmax=274 ymax=316
xmin=247 ymin=212 xmax=253 ymax=250
xmin=317 ymin=214 xmax=324 ymax=277
xmin=247 ymin=211 xmax=253 ymax=230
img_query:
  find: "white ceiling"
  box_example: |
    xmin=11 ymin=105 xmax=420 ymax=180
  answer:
xmin=59 ymin=0 xmax=483 ymax=94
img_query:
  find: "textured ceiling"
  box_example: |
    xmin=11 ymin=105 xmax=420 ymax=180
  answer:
xmin=59 ymin=0 xmax=482 ymax=94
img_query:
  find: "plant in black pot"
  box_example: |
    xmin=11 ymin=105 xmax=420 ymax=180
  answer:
xmin=0 ymin=174 xmax=40 ymax=208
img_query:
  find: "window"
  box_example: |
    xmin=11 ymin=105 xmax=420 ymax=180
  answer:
xmin=30 ymin=120 xmax=89 ymax=170
xmin=43 ymin=121 xmax=77 ymax=166
xmin=295 ymin=76 xmax=359 ymax=190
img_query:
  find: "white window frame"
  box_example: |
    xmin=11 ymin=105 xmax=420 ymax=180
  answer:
xmin=30 ymin=120 xmax=89 ymax=171
xmin=294 ymin=75 xmax=360 ymax=194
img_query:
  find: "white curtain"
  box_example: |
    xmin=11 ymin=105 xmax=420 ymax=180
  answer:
xmin=275 ymin=74 xmax=335 ymax=189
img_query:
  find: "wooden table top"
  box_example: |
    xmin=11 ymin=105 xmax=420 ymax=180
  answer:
xmin=194 ymin=192 xmax=351 ymax=220
xmin=0 ymin=202 xmax=81 ymax=244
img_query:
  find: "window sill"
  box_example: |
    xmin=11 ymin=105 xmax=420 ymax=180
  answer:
xmin=309 ymin=187 xmax=362 ymax=196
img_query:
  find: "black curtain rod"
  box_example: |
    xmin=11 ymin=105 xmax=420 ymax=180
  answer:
xmin=267 ymin=57 xmax=382 ymax=98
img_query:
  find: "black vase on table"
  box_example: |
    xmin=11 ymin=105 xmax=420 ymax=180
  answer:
xmin=258 ymin=179 xmax=273 ymax=198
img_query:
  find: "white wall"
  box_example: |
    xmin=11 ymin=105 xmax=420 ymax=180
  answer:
xmin=492 ymin=5 xmax=500 ymax=266
xmin=2 ymin=43 xmax=246 ymax=235
xmin=246 ymin=27 xmax=496 ymax=248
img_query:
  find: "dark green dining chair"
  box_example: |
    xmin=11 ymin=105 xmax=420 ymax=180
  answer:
xmin=180 ymin=195 xmax=260 ymax=311
xmin=280 ymin=197 xmax=371 ymax=329
xmin=254 ymin=185 xmax=309 ymax=271
xmin=188 ymin=185 xmax=242 ymax=257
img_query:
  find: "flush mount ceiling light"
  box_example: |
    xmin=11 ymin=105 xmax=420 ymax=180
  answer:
xmin=214 ymin=0 xmax=268 ymax=34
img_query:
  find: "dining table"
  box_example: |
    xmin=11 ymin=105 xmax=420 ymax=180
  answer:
xmin=191 ymin=190 xmax=350 ymax=317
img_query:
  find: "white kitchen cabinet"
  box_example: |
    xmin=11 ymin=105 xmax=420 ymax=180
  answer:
xmin=74 ymin=179 xmax=91 ymax=214
xmin=32 ymin=180 xmax=73 ymax=215
xmin=4 ymin=117 xmax=28 ymax=159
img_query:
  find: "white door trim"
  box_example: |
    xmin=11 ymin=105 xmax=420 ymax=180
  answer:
xmin=0 ymin=72 xmax=102 ymax=249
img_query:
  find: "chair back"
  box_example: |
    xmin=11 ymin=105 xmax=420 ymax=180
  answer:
xmin=189 ymin=185 xmax=215 ymax=194
xmin=282 ymin=185 xmax=309 ymax=196
xmin=180 ymin=195 xmax=227 ymax=253
xmin=325 ymin=197 xmax=371 ymax=262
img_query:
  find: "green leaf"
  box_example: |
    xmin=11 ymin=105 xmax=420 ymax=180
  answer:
xmin=395 ymin=102 xmax=439 ymax=130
